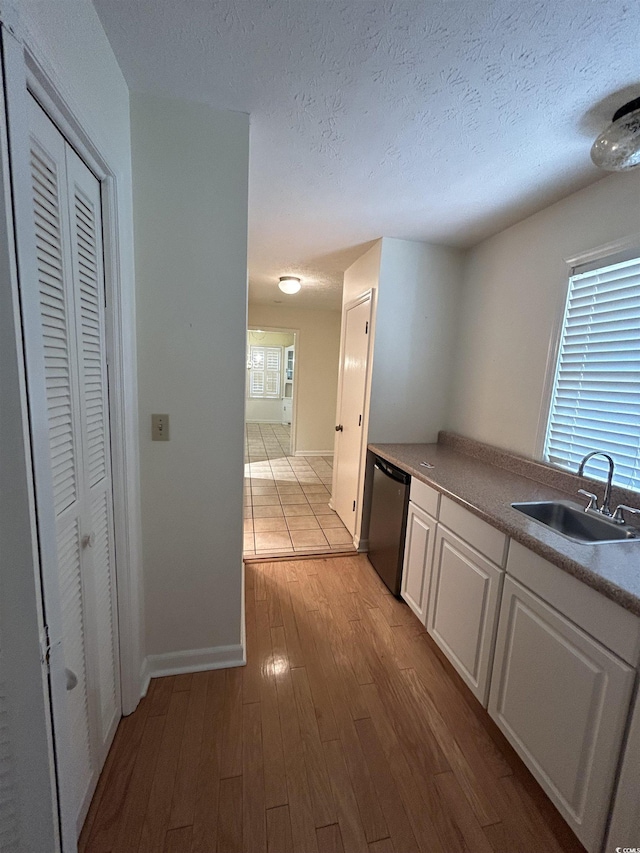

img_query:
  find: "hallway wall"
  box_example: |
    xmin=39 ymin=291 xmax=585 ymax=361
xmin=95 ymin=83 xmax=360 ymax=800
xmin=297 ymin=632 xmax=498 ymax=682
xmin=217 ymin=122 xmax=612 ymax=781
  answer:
xmin=133 ymin=94 xmax=249 ymax=665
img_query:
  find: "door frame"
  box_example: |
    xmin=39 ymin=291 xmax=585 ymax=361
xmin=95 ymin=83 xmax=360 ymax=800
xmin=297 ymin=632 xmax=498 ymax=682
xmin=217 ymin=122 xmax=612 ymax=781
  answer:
xmin=1 ymin=11 xmax=143 ymax=844
xmin=246 ymin=325 xmax=300 ymax=454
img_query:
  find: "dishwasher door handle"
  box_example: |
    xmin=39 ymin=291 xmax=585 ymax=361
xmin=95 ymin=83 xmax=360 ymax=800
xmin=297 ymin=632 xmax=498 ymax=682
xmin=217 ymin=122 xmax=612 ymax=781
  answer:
xmin=374 ymin=460 xmax=410 ymax=484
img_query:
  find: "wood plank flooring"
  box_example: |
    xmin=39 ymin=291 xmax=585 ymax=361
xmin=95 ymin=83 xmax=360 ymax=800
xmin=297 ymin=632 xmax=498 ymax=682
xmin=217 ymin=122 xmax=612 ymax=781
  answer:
xmin=79 ymin=554 xmax=586 ymax=853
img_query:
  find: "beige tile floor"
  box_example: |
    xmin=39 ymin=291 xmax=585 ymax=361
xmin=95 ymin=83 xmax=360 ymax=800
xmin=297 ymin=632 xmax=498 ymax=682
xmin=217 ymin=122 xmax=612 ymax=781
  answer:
xmin=243 ymin=423 xmax=355 ymax=558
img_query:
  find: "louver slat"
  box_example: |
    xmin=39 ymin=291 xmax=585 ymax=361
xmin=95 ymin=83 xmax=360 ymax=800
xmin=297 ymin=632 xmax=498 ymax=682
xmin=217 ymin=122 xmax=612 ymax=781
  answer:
xmin=72 ymin=185 xmax=106 ymax=488
xmin=30 ymin=144 xmax=78 ymax=517
xmin=544 ymin=256 xmax=640 ymax=492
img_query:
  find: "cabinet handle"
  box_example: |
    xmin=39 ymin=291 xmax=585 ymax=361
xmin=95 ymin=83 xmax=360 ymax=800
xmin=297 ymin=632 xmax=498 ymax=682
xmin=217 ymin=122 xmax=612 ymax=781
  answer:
xmin=335 ymin=425 xmax=343 ymax=432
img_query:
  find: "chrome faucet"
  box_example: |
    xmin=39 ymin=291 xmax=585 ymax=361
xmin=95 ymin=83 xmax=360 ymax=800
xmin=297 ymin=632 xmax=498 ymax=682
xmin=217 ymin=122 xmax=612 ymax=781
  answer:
xmin=577 ymin=451 xmax=615 ymax=516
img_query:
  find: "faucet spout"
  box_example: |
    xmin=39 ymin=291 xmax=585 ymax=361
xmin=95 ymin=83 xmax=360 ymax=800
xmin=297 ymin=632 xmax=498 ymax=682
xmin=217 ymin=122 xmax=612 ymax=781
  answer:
xmin=577 ymin=451 xmax=615 ymax=516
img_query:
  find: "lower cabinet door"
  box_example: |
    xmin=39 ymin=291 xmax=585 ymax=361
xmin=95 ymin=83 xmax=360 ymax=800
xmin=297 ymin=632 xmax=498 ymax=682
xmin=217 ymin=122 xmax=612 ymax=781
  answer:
xmin=607 ymin=691 xmax=640 ymax=852
xmin=489 ymin=576 xmax=635 ymax=853
xmin=427 ymin=526 xmax=503 ymax=705
xmin=401 ymin=502 xmax=436 ymax=624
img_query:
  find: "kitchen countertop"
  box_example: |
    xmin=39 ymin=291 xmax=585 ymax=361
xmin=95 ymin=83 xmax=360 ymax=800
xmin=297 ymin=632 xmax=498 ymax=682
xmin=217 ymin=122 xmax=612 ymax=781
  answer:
xmin=369 ymin=442 xmax=640 ymax=617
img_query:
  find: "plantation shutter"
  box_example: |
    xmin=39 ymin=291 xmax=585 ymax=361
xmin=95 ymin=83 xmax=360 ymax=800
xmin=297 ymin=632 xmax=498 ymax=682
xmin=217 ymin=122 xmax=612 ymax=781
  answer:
xmin=544 ymin=255 xmax=640 ymax=491
xmin=249 ymin=345 xmax=282 ymax=398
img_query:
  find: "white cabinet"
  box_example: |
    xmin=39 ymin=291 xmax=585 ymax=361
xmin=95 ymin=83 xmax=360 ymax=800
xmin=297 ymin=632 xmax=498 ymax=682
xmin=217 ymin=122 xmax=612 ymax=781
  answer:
xmin=400 ymin=479 xmax=440 ymax=623
xmin=281 ymin=397 xmax=292 ymax=425
xmin=427 ymin=526 xmax=504 ymax=704
xmin=401 ymin=502 xmax=437 ymax=623
xmin=489 ymin=575 xmax=635 ymax=853
xmin=282 ymin=345 xmax=294 ymax=424
xmin=607 ymin=691 xmax=640 ymax=852
xmin=423 ymin=498 xmax=506 ymax=706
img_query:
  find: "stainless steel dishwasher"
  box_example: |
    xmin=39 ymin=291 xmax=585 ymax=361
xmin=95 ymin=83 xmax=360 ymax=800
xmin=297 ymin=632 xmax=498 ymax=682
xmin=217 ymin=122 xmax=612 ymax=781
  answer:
xmin=368 ymin=455 xmax=411 ymax=596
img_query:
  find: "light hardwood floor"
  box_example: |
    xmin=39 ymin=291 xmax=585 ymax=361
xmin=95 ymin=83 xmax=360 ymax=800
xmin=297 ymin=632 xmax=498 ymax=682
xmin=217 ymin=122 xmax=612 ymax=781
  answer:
xmin=79 ymin=555 xmax=585 ymax=853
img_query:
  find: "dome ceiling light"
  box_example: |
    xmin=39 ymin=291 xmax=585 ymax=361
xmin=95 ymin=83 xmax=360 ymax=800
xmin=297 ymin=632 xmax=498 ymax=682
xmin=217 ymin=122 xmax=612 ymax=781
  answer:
xmin=278 ymin=276 xmax=301 ymax=294
xmin=591 ymin=96 xmax=640 ymax=172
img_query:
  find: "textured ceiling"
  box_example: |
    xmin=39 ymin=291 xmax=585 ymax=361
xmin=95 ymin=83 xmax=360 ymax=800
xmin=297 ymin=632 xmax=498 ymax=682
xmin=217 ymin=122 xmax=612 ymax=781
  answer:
xmin=93 ymin=0 xmax=640 ymax=310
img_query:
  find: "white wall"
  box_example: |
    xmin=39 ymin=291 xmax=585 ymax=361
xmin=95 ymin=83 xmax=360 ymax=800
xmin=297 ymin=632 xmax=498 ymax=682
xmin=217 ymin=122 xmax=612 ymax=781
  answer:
xmin=370 ymin=238 xmax=464 ymax=443
xmin=248 ymin=304 xmax=341 ymax=453
xmin=339 ymin=238 xmax=464 ymax=546
xmin=449 ymin=171 xmax=640 ymax=457
xmin=342 ymin=239 xmax=382 ymax=304
xmin=132 ymin=94 xmax=249 ymax=662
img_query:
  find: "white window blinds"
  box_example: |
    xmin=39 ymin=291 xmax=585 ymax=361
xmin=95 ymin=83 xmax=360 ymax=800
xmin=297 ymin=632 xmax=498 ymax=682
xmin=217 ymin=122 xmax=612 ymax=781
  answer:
xmin=544 ymin=255 xmax=640 ymax=492
xmin=249 ymin=345 xmax=282 ymax=398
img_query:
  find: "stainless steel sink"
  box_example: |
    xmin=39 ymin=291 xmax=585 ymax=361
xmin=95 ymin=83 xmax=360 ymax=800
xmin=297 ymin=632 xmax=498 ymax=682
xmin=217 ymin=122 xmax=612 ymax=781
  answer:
xmin=511 ymin=500 xmax=640 ymax=544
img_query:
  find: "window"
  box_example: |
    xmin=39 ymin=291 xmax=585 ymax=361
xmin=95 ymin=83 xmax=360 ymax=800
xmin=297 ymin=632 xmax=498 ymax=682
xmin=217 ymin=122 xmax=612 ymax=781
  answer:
xmin=248 ymin=345 xmax=282 ymax=398
xmin=543 ymin=254 xmax=640 ymax=492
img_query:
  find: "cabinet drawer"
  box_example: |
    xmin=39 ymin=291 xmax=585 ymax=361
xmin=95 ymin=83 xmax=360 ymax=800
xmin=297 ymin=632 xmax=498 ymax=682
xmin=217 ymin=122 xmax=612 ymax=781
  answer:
xmin=489 ymin=576 xmax=634 ymax=852
xmin=409 ymin=478 xmax=439 ymax=517
xmin=507 ymin=541 xmax=640 ymax=667
xmin=439 ymin=496 xmax=507 ymax=566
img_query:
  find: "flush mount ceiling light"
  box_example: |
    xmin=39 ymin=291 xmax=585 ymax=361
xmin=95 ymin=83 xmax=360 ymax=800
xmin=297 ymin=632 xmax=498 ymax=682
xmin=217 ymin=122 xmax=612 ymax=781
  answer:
xmin=278 ymin=276 xmax=301 ymax=294
xmin=591 ymin=96 xmax=640 ymax=172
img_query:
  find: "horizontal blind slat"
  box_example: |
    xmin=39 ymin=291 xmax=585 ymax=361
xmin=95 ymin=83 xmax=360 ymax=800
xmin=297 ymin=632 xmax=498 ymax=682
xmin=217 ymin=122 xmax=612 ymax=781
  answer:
xmin=544 ymin=253 xmax=640 ymax=493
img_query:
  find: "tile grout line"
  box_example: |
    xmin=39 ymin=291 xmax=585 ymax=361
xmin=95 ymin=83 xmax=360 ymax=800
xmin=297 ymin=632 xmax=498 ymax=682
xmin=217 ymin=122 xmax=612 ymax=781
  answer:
xmin=243 ymin=423 xmax=352 ymax=557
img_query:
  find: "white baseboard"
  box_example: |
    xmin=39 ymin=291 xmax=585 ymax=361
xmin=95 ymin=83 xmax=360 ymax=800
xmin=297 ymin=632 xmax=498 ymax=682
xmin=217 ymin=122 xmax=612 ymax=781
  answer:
xmin=141 ymin=642 xmax=246 ymax=695
xmin=245 ymin=419 xmax=284 ymax=424
xmin=294 ymin=450 xmax=334 ymax=457
xmin=140 ymin=564 xmax=247 ymax=699
xmin=140 ymin=658 xmax=152 ymax=698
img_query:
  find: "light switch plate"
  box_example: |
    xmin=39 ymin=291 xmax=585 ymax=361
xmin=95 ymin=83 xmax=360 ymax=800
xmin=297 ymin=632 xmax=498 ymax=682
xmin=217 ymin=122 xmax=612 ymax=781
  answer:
xmin=152 ymin=413 xmax=170 ymax=441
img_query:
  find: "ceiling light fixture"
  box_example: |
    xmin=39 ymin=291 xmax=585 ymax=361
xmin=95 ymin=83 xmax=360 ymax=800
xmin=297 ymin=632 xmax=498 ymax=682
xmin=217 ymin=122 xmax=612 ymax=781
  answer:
xmin=278 ymin=276 xmax=301 ymax=294
xmin=591 ymin=96 xmax=640 ymax=172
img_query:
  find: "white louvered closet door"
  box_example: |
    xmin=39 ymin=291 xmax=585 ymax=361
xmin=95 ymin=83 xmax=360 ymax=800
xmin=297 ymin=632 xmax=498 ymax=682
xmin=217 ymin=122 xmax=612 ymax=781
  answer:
xmin=65 ymin=145 xmax=121 ymax=757
xmin=28 ymin=95 xmax=120 ymax=835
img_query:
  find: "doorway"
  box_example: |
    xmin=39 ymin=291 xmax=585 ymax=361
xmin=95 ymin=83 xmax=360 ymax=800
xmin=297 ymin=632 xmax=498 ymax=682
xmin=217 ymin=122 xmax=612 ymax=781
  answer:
xmin=246 ymin=327 xmax=297 ymax=453
xmin=243 ymin=327 xmax=354 ymax=557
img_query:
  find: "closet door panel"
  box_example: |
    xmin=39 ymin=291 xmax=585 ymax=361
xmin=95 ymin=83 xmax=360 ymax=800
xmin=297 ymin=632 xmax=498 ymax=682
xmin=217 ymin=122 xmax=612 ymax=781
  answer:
xmin=66 ymin=146 xmax=120 ymax=753
xmin=90 ymin=490 xmax=118 ymax=740
xmin=30 ymin=133 xmax=81 ymax=518
xmin=56 ymin=517 xmax=93 ymax=811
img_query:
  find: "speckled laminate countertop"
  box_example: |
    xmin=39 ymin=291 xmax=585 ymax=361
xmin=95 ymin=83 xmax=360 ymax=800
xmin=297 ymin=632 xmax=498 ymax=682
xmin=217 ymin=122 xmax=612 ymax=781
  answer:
xmin=369 ymin=441 xmax=640 ymax=617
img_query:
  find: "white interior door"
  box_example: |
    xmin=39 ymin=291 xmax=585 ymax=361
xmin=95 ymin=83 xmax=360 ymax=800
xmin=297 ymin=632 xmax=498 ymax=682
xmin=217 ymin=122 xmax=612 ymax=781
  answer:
xmin=27 ymin=94 xmax=120 ymax=837
xmin=332 ymin=294 xmax=372 ymax=534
